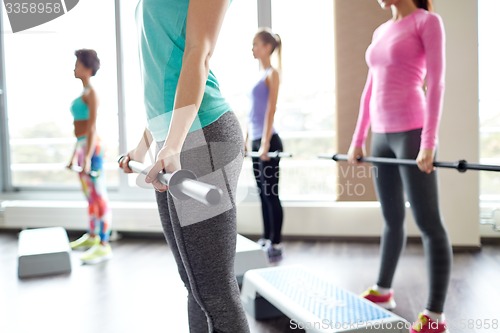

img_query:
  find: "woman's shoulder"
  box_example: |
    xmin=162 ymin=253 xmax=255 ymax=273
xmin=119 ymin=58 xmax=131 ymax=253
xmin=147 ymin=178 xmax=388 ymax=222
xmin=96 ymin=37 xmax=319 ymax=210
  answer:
xmin=82 ymin=86 xmax=98 ymax=103
xmin=266 ymin=68 xmax=280 ymax=83
xmin=83 ymin=86 xmax=96 ymax=96
xmin=269 ymin=67 xmax=280 ymax=76
xmin=413 ymin=9 xmax=444 ymax=30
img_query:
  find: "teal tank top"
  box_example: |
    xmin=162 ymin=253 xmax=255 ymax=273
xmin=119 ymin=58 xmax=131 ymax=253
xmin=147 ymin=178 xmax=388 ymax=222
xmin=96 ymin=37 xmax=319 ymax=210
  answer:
xmin=70 ymin=95 xmax=89 ymax=121
xmin=136 ymin=0 xmax=232 ymax=142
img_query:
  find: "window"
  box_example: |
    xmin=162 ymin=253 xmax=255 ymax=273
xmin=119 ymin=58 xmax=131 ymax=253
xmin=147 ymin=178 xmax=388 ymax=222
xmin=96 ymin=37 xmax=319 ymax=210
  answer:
xmin=215 ymin=0 xmax=336 ymax=201
xmin=211 ymin=1 xmax=260 ymax=202
xmin=479 ymin=0 xmax=500 ymax=201
xmin=119 ymin=0 xmax=151 ymax=188
xmin=270 ymin=0 xmax=336 ymax=200
xmin=2 ymin=0 xmax=119 ymax=188
xmin=0 ymin=0 xmax=337 ymax=202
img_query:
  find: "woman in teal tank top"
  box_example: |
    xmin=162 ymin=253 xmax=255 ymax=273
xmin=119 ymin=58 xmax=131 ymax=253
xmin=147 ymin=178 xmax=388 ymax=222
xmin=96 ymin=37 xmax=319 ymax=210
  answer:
xmin=118 ymin=1 xmax=250 ymax=332
xmin=67 ymin=49 xmax=112 ymax=265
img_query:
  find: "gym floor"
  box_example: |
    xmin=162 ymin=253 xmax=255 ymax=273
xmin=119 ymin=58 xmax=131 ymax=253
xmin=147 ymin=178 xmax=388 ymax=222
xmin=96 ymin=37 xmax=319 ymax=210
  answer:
xmin=1 ymin=231 xmax=499 ymax=333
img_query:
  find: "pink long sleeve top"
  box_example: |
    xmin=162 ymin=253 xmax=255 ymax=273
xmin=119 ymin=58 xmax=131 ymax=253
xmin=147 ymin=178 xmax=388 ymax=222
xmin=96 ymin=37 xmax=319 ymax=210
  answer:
xmin=351 ymin=9 xmax=446 ymax=150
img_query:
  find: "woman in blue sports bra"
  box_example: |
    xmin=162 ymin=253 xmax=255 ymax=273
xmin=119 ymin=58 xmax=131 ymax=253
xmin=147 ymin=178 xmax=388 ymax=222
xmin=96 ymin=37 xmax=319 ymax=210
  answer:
xmin=246 ymin=28 xmax=284 ymax=262
xmin=67 ymin=49 xmax=112 ymax=264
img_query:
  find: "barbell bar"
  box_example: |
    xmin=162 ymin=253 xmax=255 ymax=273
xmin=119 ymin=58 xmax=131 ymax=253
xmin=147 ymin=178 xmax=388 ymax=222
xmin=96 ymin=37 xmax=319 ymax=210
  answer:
xmin=318 ymin=154 xmax=500 ymax=173
xmin=118 ymin=156 xmax=223 ymax=206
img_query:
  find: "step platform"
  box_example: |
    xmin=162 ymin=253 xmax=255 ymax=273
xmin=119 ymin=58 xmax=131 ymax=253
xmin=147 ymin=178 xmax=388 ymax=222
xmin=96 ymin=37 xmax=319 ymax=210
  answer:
xmin=241 ymin=266 xmax=409 ymax=332
xmin=18 ymin=227 xmax=72 ymax=279
xmin=234 ymin=235 xmax=269 ymax=284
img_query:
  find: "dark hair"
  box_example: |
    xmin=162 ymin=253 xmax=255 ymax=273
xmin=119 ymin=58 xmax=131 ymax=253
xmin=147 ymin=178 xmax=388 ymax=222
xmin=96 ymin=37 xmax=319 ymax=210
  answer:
xmin=413 ymin=0 xmax=433 ymax=11
xmin=75 ymin=49 xmax=100 ymax=76
xmin=255 ymin=28 xmax=282 ymax=70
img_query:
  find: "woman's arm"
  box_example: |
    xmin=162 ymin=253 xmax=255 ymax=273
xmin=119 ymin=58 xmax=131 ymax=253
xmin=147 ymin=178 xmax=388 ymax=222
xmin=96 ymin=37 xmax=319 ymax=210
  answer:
xmin=416 ymin=14 xmax=445 ymax=173
xmin=146 ymin=0 xmax=230 ymax=191
xmin=351 ymin=70 xmax=373 ymax=149
xmin=348 ymin=70 xmax=373 ymax=163
xmin=244 ymin=126 xmax=249 ymax=153
xmin=66 ymin=141 xmax=78 ymax=168
xmin=258 ymin=70 xmax=280 ymax=161
xmin=82 ymin=89 xmax=98 ymax=173
xmin=420 ymin=14 xmax=445 ymax=150
xmin=119 ymin=128 xmax=154 ymax=173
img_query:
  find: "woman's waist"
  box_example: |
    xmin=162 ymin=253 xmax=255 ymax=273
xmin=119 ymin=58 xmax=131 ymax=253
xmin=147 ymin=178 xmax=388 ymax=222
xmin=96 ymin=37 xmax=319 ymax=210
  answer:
xmin=73 ymin=120 xmax=90 ymax=136
xmin=251 ymin=132 xmax=279 ymax=143
xmin=75 ymin=134 xmax=100 ymax=144
xmin=147 ymin=105 xmax=231 ymax=142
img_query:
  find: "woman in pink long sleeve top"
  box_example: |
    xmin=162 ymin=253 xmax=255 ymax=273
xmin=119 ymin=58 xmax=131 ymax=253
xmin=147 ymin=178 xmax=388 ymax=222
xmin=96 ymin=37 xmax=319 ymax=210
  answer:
xmin=348 ymin=1 xmax=451 ymax=332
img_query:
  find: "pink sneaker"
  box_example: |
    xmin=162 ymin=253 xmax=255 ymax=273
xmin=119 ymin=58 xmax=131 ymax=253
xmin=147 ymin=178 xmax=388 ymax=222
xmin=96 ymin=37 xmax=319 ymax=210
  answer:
xmin=410 ymin=313 xmax=448 ymax=333
xmin=361 ymin=288 xmax=396 ymax=310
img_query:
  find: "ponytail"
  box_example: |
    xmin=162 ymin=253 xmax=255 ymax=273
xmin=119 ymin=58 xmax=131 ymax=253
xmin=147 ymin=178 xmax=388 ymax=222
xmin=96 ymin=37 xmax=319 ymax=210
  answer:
xmin=274 ymin=33 xmax=282 ymax=71
xmin=413 ymin=0 xmax=433 ymax=11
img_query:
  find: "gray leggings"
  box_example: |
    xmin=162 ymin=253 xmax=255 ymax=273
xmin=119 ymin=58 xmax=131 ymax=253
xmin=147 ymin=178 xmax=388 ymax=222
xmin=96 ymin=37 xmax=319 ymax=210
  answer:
xmin=155 ymin=112 xmax=250 ymax=333
xmin=371 ymin=129 xmax=452 ymax=313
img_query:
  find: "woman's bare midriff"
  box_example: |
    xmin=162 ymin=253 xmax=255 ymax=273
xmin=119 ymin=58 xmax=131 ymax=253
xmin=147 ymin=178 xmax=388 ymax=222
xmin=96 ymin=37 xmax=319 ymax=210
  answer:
xmin=74 ymin=120 xmax=89 ymax=138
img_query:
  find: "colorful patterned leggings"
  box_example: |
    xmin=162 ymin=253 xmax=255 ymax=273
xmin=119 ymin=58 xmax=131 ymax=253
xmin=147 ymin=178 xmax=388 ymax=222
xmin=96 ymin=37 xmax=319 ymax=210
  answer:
xmin=75 ymin=137 xmax=112 ymax=242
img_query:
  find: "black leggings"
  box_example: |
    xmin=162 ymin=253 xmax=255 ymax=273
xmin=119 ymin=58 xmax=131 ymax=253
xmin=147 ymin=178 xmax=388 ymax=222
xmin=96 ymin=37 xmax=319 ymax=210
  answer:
xmin=371 ymin=128 xmax=452 ymax=313
xmin=252 ymin=133 xmax=284 ymax=245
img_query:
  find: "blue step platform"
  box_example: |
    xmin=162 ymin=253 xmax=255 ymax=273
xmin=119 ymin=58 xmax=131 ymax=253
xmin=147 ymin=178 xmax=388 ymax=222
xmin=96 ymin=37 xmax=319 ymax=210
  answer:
xmin=241 ymin=265 xmax=409 ymax=332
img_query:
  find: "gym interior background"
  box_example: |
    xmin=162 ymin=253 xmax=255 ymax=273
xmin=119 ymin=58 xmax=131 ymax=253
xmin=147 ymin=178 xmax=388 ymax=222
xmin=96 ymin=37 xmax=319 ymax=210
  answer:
xmin=1 ymin=0 xmax=499 ymax=332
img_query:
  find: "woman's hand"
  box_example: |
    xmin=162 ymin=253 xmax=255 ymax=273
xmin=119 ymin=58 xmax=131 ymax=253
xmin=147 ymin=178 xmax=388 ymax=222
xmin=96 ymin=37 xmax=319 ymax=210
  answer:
xmin=416 ymin=148 xmax=435 ymax=174
xmin=82 ymin=156 xmax=92 ymax=174
xmin=347 ymin=146 xmax=365 ymax=164
xmin=119 ymin=129 xmax=155 ymax=174
xmin=145 ymin=147 xmax=182 ymax=192
xmin=118 ymin=148 xmax=146 ymax=174
xmin=258 ymin=142 xmax=271 ymax=161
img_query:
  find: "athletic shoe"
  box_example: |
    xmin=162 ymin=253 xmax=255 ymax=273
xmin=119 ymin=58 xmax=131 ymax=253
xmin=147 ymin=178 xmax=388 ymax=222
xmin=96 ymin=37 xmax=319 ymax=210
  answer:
xmin=80 ymin=244 xmax=113 ymax=264
xmin=257 ymin=238 xmax=270 ymax=247
xmin=70 ymin=233 xmax=100 ymax=250
xmin=267 ymin=245 xmax=283 ymax=263
xmin=410 ymin=313 xmax=448 ymax=333
xmin=361 ymin=288 xmax=396 ymax=310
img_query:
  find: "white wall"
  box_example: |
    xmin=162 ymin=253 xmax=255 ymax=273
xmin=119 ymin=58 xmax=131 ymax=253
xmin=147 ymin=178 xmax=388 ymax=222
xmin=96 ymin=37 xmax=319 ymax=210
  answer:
xmin=434 ymin=0 xmax=480 ymax=246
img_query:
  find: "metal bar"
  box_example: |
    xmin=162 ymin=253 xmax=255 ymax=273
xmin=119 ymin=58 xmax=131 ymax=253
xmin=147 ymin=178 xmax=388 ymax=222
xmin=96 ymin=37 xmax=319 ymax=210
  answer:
xmin=119 ymin=157 xmax=223 ymax=206
xmin=319 ymin=154 xmax=500 ymax=173
xmin=246 ymin=151 xmax=292 ymax=159
xmin=68 ymin=166 xmax=99 ymax=178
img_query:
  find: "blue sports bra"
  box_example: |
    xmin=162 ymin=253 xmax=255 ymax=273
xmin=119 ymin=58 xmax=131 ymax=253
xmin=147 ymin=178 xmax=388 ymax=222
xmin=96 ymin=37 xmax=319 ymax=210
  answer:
xmin=70 ymin=91 xmax=90 ymax=121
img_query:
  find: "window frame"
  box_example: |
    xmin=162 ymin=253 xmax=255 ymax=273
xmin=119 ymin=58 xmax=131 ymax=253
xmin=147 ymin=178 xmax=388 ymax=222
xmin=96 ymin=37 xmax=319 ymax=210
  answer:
xmin=0 ymin=3 xmax=11 ymax=193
